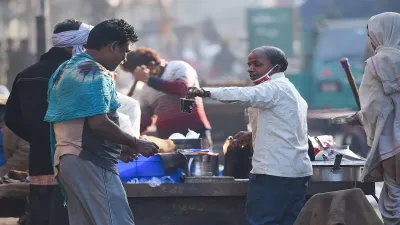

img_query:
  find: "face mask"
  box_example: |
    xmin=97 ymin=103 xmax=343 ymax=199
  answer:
xmin=252 ymin=64 xmax=278 ymax=85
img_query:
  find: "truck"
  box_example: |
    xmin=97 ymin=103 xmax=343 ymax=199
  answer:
xmin=309 ymin=18 xmax=369 ymax=110
xmin=306 ymin=18 xmax=375 ymax=157
xmin=247 ymin=6 xmax=377 ymax=157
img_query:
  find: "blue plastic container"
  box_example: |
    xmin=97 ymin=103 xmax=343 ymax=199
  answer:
xmin=118 ymin=160 xmax=137 ymax=181
xmin=117 ymin=155 xmax=181 ymax=183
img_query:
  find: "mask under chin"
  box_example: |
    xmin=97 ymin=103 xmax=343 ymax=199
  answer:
xmin=249 ymin=75 xmax=262 ymax=81
xmin=252 ymin=74 xmax=270 ymax=85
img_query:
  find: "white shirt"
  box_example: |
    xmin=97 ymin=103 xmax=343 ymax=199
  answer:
xmin=161 ymin=60 xmax=199 ymax=86
xmin=206 ymin=73 xmax=312 ymax=177
xmin=117 ymin=92 xmax=141 ymax=138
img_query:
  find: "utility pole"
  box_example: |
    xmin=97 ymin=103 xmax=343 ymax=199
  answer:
xmin=35 ymin=0 xmax=48 ymax=59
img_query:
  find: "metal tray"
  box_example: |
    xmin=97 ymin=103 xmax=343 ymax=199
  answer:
xmin=184 ymin=176 xmax=235 ymax=183
xmin=312 ymin=161 xmax=365 ymax=167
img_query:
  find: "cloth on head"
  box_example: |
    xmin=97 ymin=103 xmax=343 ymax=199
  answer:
xmin=358 ymin=12 xmax=400 ymax=182
xmin=44 ymin=52 xmax=120 ymax=204
xmin=367 ymin=12 xmax=400 ymax=95
xmin=357 ymin=12 xmax=400 ymax=224
xmin=51 ymin=23 xmax=93 ymax=56
xmin=159 ymin=60 xmax=199 ymax=86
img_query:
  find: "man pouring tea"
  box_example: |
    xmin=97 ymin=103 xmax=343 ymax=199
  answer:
xmin=188 ymin=46 xmax=312 ymax=225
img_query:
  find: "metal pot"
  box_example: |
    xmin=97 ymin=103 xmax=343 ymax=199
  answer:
xmin=186 ymin=152 xmax=219 ymax=176
xmin=316 ymin=145 xmax=365 ymax=161
xmin=311 ymin=154 xmax=364 ymax=182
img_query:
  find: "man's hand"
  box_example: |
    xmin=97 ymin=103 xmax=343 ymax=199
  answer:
xmin=132 ymin=138 xmax=159 ymax=157
xmin=332 ymin=113 xmax=362 ymax=126
xmin=119 ymin=150 xmax=139 ymax=163
xmin=347 ymin=113 xmax=362 ymax=126
xmin=187 ymin=87 xmax=211 ymax=98
xmin=232 ymin=131 xmax=252 ymax=147
xmin=133 ymin=66 xmax=150 ymax=83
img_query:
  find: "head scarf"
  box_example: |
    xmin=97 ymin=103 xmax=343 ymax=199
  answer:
xmin=51 ymin=22 xmax=93 ymax=56
xmin=367 ymin=12 xmax=400 ymax=95
xmin=359 ymin=12 xmax=400 ymax=183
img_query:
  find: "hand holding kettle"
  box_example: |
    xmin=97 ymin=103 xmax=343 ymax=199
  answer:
xmin=232 ymin=131 xmax=252 ymax=148
xmin=187 ymin=87 xmax=210 ymax=98
xmin=331 ymin=113 xmax=362 ymax=126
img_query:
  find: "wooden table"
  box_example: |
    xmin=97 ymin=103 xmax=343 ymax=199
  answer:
xmin=0 ymin=183 xmax=28 ymax=218
xmin=0 ymin=180 xmax=376 ymax=223
xmin=125 ymin=180 xmax=376 ymax=225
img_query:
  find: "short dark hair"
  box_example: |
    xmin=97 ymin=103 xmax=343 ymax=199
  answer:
xmin=86 ymin=19 xmax=138 ymax=50
xmin=53 ymin=19 xmax=82 ymax=34
xmin=258 ymin=46 xmax=288 ymax=72
xmin=121 ymin=47 xmax=161 ymax=71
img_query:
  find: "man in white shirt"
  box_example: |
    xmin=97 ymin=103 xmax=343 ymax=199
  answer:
xmin=112 ymin=73 xmax=141 ymax=138
xmin=188 ymin=46 xmax=312 ymax=225
xmin=117 ymin=92 xmax=141 ymax=138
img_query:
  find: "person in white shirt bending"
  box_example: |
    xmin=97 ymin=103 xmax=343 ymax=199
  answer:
xmin=188 ymin=46 xmax=312 ymax=225
xmin=116 ymin=92 xmax=141 ymax=138
xmin=112 ymin=73 xmax=141 ymax=138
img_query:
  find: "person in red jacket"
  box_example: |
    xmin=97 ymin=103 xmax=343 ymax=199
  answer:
xmin=121 ymin=48 xmax=212 ymax=148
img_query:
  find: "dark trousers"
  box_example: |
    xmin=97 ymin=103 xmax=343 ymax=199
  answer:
xmin=28 ymin=184 xmax=69 ymax=225
xmin=245 ymin=174 xmax=310 ymax=225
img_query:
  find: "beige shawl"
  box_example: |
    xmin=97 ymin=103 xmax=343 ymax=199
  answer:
xmin=359 ymin=12 xmax=400 ymax=181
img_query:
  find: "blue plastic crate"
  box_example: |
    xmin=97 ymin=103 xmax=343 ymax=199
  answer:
xmin=117 ymin=155 xmax=181 ymax=183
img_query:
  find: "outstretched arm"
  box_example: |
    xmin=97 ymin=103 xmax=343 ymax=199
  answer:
xmin=188 ymin=85 xmax=278 ymax=109
xmin=147 ymin=77 xmax=187 ymax=97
